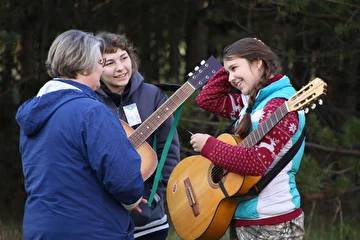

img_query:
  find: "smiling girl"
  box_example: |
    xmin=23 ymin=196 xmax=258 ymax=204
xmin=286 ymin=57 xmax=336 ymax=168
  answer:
xmin=190 ymin=38 xmax=306 ymax=239
xmin=95 ymin=32 xmax=180 ymax=240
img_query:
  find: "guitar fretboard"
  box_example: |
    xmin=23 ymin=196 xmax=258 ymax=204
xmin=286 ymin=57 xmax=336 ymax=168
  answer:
xmin=129 ymin=82 xmax=195 ymax=148
xmin=239 ymin=103 xmax=289 ymax=147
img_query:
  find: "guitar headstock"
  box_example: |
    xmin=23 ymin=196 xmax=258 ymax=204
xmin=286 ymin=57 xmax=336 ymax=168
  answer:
xmin=287 ymin=77 xmax=327 ymax=113
xmin=187 ymin=56 xmax=222 ymax=90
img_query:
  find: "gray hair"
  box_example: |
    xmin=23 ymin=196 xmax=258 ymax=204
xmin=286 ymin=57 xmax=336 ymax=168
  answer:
xmin=46 ymin=30 xmax=103 ymax=79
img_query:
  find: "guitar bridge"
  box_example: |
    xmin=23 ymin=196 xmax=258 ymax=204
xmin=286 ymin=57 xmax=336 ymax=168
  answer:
xmin=184 ymin=177 xmax=200 ymax=217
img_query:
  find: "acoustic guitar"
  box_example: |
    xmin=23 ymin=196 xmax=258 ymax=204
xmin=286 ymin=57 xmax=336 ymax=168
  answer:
xmin=121 ymin=56 xmax=222 ymax=180
xmin=166 ymin=78 xmax=327 ymax=239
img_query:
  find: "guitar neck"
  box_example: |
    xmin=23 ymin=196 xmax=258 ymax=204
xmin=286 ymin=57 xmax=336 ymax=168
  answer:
xmin=239 ymin=103 xmax=289 ymax=147
xmin=129 ymin=82 xmax=195 ymax=148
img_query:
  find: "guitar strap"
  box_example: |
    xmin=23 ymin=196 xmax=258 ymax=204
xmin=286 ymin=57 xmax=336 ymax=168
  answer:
xmin=246 ymin=128 xmax=306 ymax=197
xmin=219 ymin=181 xmax=229 ymax=197
xmin=147 ymin=103 xmax=184 ymax=206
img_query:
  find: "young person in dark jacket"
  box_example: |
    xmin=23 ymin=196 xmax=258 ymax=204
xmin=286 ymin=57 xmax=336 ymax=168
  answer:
xmin=95 ymin=32 xmax=180 ymax=240
xmin=16 ymin=29 xmax=145 ymax=240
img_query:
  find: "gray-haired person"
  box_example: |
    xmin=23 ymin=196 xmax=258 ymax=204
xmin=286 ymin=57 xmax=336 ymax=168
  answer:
xmin=16 ymin=29 xmax=145 ymax=239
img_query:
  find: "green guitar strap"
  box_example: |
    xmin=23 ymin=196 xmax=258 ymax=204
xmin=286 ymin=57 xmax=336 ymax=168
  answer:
xmin=148 ymin=103 xmax=184 ymax=206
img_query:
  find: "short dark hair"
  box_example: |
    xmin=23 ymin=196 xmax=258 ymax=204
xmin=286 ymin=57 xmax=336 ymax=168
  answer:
xmin=96 ymin=32 xmax=139 ymax=72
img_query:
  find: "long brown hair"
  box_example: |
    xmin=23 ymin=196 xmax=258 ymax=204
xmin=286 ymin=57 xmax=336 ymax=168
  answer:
xmin=223 ymin=38 xmax=280 ymax=138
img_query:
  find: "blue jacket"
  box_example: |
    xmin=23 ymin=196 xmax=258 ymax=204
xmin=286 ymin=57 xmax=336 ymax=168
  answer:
xmin=16 ymin=79 xmax=144 ymax=240
xmin=96 ymin=72 xmax=180 ymax=237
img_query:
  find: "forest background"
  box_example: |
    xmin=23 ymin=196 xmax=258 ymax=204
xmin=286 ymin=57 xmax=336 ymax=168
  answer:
xmin=0 ymin=0 xmax=359 ymax=239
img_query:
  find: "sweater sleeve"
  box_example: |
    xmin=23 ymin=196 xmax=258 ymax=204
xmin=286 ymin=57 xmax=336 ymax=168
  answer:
xmin=195 ymin=67 xmax=244 ymax=119
xmin=200 ymin=98 xmax=299 ymax=176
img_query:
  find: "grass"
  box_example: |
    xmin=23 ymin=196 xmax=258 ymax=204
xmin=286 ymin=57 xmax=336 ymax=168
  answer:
xmin=1 ymin=215 xmax=359 ymax=240
xmin=0 ymin=221 xmax=22 ymax=240
xmin=168 ymin=225 xmax=230 ymax=240
xmin=167 ymin=213 xmax=360 ymax=240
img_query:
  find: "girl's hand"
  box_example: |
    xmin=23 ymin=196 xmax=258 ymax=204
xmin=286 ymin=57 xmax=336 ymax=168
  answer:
xmin=190 ymin=133 xmax=211 ymax=152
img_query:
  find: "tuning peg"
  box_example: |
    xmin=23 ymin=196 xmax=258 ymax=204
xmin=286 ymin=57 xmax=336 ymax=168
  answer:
xmin=318 ymin=99 xmax=323 ymax=105
xmin=310 ymin=103 xmax=316 ymax=109
xmin=194 ymin=66 xmax=199 ymax=71
xmin=188 ymin=72 xmax=193 ymax=77
xmin=304 ymin=108 xmax=309 ymax=114
xmin=200 ymin=60 xmax=205 ymax=65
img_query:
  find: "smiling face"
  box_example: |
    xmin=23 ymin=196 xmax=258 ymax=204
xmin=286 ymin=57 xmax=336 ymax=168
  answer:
xmin=101 ymin=48 xmax=133 ymax=93
xmin=224 ymin=57 xmax=263 ymax=95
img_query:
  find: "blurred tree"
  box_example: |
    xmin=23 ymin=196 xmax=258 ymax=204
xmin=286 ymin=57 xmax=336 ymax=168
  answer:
xmin=0 ymin=0 xmax=359 ymax=226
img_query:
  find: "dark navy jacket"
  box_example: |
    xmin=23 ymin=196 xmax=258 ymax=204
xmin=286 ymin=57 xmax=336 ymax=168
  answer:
xmin=96 ymin=72 xmax=180 ymax=237
xmin=16 ymin=79 xmax=144 ymax=240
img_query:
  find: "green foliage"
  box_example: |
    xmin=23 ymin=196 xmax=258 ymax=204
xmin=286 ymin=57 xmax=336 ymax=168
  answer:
xmin=278 ymin=0 xmax=312 ymax=13
xmin=0 ymin=31 xmax=20 ymax=50
xmin=307 ymin=114 xmax=338 ymax=146
xmin=301 ymin=113 xmax=360 ymax=208
xmin=0 ymin=0 xmax=359 ymax=235
xmin=340 ymin=118 xmax=360 ymax=148
xmin=0 ymin=31 xmax=21 ymax=69
xmin=319 ymin=127 xmax=338 ymax=147
xmin=304 ymin=215 xmax=360 ymax=240
xmin=334 ymin=23 xmax=354 ymax=37
xmin=0 ymin=221 xmax=22 ymax=240
xmin=297 ymin=154 xmax=328 ymax=193
xmin=329 ymin=174 xmax=352 ymax=196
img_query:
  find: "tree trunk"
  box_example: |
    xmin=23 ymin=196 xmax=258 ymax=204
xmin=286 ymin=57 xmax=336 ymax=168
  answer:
xmin=185 ymin=0 xmax=209 ymax=74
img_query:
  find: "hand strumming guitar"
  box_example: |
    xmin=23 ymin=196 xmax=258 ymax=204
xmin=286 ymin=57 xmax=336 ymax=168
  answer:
xmin=190 ymin=133 xmax=211 ymax=152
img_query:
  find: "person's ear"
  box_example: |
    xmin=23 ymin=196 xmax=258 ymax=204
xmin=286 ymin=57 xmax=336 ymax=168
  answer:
xmin=82 ymin=68 xmax=91 ymax=76
xmin=255 ymin=59 xmax=262 ymax=69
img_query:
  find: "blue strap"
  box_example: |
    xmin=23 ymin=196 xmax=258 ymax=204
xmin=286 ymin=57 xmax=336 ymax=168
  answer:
xmin=148 ymin=104 xmax=184 ymax=206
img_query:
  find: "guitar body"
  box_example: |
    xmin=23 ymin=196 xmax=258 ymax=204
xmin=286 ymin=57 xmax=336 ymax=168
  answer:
xmin=166 ymin=134 xmax=261 ymax=240
xmin=121 ymin=120 xmax=158 ymax=180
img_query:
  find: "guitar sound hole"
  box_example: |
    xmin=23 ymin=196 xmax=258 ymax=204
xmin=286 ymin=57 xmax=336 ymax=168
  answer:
xmin=211 ymin=165 xmax=224 ymax=184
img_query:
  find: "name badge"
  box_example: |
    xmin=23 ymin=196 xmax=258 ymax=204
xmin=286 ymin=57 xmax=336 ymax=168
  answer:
xmin=123 ymin=103 xmax=142 ymax=127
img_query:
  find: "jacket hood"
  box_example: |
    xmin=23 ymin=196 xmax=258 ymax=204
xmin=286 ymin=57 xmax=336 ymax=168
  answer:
xmin=16 ymin=79 xmax=98 ymax=136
